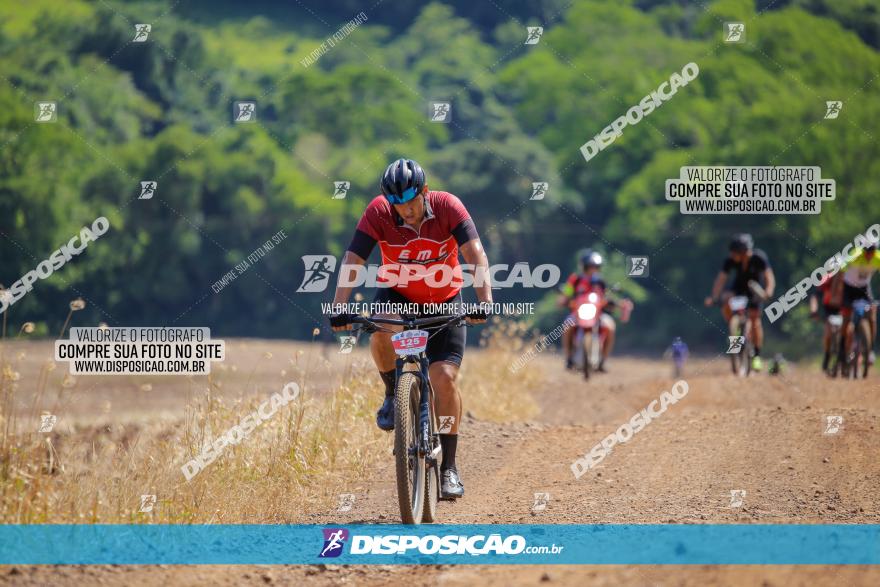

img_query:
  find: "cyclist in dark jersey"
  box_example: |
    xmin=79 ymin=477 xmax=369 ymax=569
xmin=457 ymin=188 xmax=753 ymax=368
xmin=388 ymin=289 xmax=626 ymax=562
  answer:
xmin=328 ymin=159 xmax=491 ymax=500
xmin=704 ymin=233 xmax=776 ymax=371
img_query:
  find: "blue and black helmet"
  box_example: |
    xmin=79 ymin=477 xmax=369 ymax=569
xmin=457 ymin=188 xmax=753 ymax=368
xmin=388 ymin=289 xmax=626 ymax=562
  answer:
xmin=380 ymin=158 xmax=426 ymax=204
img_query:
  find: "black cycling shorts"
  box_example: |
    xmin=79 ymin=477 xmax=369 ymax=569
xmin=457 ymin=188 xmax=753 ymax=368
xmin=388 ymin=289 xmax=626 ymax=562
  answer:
xmin=843 ymin=282 xmax=872 ymax=308
xmin=371 ymin=288 xmax=466 ymax=367
xmin=823 ymin=303 xmax=841 ymax=317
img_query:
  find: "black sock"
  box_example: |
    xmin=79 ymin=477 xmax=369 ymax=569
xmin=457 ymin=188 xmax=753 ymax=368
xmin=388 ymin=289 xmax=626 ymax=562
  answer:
xmin=379 ymin=369 xmax=395 ymax=397
xmin=822 ymin=351 xmax=830 ymax=370
xmin=439 ymin=434 xmax=457 ymax=472
xmin=754 ymin=347 xmax=761 ymax=357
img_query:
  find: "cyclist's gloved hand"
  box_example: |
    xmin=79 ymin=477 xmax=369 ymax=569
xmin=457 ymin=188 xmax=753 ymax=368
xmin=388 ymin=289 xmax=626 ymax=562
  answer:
xmin=329 ymin=313 xmax=355 ymax=331
xmin=465 ymin=302 xmax=492 ymax=324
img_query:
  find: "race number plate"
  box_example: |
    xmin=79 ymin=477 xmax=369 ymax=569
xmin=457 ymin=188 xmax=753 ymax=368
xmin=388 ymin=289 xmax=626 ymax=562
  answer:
xmin=728 ymin=296 xmax=749 ymax=312
xmin=827 ymin=314 xmax=843 ymax=327
xmin=391 ymin=330 xmax=429 ymax=356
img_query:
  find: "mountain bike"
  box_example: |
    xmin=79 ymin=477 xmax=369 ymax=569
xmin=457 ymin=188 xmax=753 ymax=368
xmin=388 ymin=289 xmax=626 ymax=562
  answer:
xmin=843 ymin=300 xmax=875 ymax=379
xmin=351 ymin=313 xmax=469 ymax=524
xmin=824 ymin=313 xmax=844 ymax=377
xmin=727 ymin=295 xmax=755 ymax=376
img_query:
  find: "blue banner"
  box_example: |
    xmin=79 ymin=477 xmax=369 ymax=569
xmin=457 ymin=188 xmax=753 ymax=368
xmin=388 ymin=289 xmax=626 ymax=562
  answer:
xmin=0 ymin=524 xmax=878 ymax=564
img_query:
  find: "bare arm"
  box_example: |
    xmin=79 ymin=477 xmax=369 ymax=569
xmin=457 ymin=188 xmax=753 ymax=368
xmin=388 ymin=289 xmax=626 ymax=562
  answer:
xmin=705 ymin=271 xmax=727 ymax=306
xmin=330 ymin=250 xmax=367 ymax=330
xmin=460 ymin=239 xmax=492 ymax=318
xmin=763 ymin=268 xmax=775 ymax=299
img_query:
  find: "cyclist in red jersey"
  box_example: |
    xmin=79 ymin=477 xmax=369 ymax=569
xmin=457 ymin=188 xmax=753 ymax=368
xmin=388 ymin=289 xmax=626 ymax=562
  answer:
xmin=809 ymin=272 xmax=843 ymax=371
xmin=329 ymin=159 xmax=492 ymax=499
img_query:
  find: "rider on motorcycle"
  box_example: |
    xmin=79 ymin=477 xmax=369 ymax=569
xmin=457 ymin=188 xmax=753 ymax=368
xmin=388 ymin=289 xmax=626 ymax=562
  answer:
xmin=840 ymin=244 xmax=880 ymax=364
xmin=328 ymin=158 xmax=491 ymax=499
xmin=558 ymin=250 xmax=618 ymax=372
xmin=808 ymin=272 xmax=843 ymax=371
xmin=704 ymin=233 xmax=776 ymax=371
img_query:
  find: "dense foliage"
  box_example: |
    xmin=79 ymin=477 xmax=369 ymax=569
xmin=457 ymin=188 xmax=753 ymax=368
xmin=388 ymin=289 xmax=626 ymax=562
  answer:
xmin=1 ymin=0 xmax=878 ymax=356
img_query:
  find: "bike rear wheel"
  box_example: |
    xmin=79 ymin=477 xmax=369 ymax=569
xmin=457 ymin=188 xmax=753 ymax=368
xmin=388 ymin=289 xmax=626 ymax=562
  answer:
xmin=857 ymin=319 xmax=871 ymax=378
xmin=395 ymin=372 xmax=425 ymax=524
xmin=729 ymin=316 xmax=751 ymax=376
xmin=827 ymin=326 xmax=842 ymax=377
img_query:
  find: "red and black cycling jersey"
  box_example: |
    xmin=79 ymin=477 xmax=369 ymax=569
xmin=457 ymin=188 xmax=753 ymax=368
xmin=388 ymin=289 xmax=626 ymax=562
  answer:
xmin=347 ymin=191 xmax=480 ymax=303
xmin=562 ymin=272 xmax=606 ymax=298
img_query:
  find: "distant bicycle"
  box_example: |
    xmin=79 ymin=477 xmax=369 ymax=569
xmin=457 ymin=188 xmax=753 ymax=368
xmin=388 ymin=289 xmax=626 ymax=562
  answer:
xmin=843 ymin=300 xmax=875 ymax=379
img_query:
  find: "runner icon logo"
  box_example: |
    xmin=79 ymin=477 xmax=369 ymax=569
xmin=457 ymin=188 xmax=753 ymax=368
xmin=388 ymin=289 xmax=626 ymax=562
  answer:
xmin=824 ymin=101 xmax=842 ymax=119
xmin=39 ymin=414 xmax=57 ymax=433
xmin=824 ymin=415 xmax=843 ymax=435
xmin=297 ymin=255 xmax=338 ymax=292
xmin=139 ymin=181 xmax=157 ymax=200
xmin=525 ymin=27 xmax=543 ymax=45
xmin=319 ymin=528 xmax=349 ymax=558
xmin=724 ymin=22 xmax=745 ymax=42
xmin=628 ymin=256 xmax=649 ymax=277
xmin=726 ymin=336 xmax=745 ymax=354
xmin=339 ymin=336 xmax=356 ymax=354
xmin=430 ymin=102 xmax=451 ymax=122
xmin=139 ymin=494 xmax=157 ymax=513
xmin=729 ymin=489 xmax=746 ymax=508
xmin=333 ymin=181 xmax=350 ymax=199
xmin=133 ymin=24 xmax=151 ymax=42
xmin=530 ymin=182 xmax=548 ymax=200
xmin=337 ymin=494 xmax=355 ymax=512
xmin=438 ymin=416 xmax=455 ymax=433
xmin=531 ymin=492 xmax=550 ymax=512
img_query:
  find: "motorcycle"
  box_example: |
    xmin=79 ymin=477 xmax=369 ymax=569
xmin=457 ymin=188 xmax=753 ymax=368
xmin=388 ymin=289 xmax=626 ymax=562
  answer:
xmin=570 ymin=290 xmax=631 ymax=379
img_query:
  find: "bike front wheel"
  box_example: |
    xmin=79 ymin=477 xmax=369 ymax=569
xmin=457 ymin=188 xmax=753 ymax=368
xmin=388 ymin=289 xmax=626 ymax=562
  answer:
xmin=395 ymin=372 xmax=425 ymax=524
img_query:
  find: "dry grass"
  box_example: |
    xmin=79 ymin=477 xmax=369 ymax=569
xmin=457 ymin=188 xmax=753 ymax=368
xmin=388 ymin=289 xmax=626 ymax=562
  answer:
xmin=0 ymin=314 xmax=544 ymax=523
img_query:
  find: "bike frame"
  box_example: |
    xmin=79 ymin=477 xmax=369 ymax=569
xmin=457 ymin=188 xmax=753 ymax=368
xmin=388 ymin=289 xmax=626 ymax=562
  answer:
xmin=352 ymin=314 xmax=466 ymax=461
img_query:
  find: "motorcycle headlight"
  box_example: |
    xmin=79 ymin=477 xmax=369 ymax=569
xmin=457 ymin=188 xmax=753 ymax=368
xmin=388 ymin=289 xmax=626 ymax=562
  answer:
xmin=578 ymin=304 xmax=598 ymax=320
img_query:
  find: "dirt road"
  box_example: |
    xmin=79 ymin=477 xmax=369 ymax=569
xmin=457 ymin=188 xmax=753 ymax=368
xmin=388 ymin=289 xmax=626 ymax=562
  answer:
xmin=4 ymin=345 xmax=880 ymax=586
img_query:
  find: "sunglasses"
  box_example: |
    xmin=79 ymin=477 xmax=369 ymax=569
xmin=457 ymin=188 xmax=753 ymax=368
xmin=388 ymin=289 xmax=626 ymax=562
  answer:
xmin=384 ymin=187 xmax=419 ymax=205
